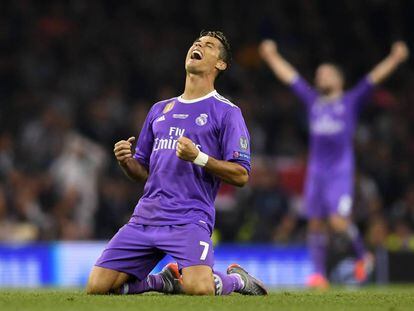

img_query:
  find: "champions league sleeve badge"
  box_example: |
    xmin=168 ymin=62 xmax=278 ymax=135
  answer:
xmin=239 ymin=136 xmax=249 ymax=150
xmin=195 ymin=113 xmax=208 ymax=126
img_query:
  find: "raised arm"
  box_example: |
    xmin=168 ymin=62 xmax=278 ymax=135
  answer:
xmin=258 ymin=39 xmax=298 ymax=85
xmin=367 ymin=41 xmax=409 ymax=85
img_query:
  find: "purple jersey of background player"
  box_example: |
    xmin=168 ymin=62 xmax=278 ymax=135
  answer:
xmin=291 ymin=76 xmax=374 ymax=173
xmin=131 ymin=90 xmax=250 ymax=233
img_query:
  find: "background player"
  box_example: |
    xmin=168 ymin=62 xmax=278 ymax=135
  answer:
xmin=259 ymin=39 xmax=409 ymax=288
xmin=86 ymin=31 xmax=267 ymax=296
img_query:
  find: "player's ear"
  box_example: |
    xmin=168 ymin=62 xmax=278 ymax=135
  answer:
xmin=215 ymin=59 xmax=227 ymax=72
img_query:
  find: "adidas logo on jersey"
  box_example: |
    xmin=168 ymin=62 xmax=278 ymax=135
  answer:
xmin=155 ymin=115 xmax=166 ymax=123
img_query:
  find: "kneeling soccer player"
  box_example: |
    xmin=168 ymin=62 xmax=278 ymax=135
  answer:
xmin=86 ymin=30 xmax=267 ymax=296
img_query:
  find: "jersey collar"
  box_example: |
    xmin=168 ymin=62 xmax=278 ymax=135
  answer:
xmin=177 ymin=90 xmax=217 ymax=104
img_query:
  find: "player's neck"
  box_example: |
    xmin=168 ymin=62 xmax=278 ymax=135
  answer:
xmin=323 ymin=89 xmax=343 ymax=101
xmin=182 ymin=73 xmax=216 ymax=100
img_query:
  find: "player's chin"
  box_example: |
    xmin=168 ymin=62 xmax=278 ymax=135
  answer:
xmin=316 ymin=85 xmax=331 ymax=94
xmin=185 ymin=62 xmax=203 ymax=74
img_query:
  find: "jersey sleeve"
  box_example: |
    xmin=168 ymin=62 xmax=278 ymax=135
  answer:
xmin=349 ymin=77 xmax=375 ymax=114
xmin=133 ymin=106 xmax=156 ymax=169
xmin=290 ymin=75 xmax=319 ymax=108
xmin=219 ymin=107 xmax=251 ymax=174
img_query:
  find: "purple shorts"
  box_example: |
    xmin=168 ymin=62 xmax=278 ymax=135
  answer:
xmin=95 ymin=222 xmax=214 ymax=280
xmin=304 ymin=170 xmax=354 ymax=219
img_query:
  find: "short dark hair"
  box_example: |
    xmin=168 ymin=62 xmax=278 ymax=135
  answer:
xmin=199 ymin=30 xmax=232 ymax=72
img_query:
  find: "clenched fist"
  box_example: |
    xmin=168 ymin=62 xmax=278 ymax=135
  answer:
xmin=390 ymin=41 xmax=409 ymax=63
xmin=114 ymin=136 xmax=135 ymax=165
xmin=258 ymin=39 xmax=278 ymax=61
xmin=176 ymin=136 xmax=199 ymax=162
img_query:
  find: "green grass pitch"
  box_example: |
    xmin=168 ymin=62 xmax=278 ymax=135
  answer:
xmin=1 ymin=287 xmax=414 ymax=311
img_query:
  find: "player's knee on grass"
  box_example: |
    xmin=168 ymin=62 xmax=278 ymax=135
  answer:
xmin=86 ymin=266 xmax=129 ymax=295
xmin=86 ymin=280 xmax=110 ymax=295
xmin=182 ymin=277 xmax=215 ymax=295
xmin=181 ymin=266 xmax=215 ymax=295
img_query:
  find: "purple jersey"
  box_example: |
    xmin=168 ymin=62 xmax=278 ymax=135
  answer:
xmin=131 ymin=90 xmax=250 ymax=233
xmin=291 ymin=76 xmax=374 ymax=172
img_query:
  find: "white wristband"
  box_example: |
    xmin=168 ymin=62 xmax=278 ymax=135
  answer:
xmin=193 ymin=151 xmax=209 ymax=167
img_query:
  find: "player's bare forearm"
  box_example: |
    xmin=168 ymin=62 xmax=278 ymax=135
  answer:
xmin=368 ymin=41 xmax=409 ymax=85
xmin=368 ymin=55 xmax=402 ymax=85
xmin=259 ymin=40 xmax=298 ymax=85
xmin=265 ymin=53 xmax=298 ymax=85
xmin=118 ymin=158 xmax=148 ymax=182
xmin=175 ymin=136 xmax=248 ymax=187
xmin=204 ymin=157 xmax=248 ymax=187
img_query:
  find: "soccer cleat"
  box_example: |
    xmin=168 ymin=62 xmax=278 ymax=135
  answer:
xmin=159 ymin=262 xmax=183 ymax=294
xmin=306 ymin=273 xmax=329 ymax=289
xmin=227 ymin=264 xmax=268 ymax=295
xmin=354 ymin=253 xmax=374 ymax=283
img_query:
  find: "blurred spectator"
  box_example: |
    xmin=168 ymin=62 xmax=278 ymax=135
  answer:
xmin=243 ymin=157 xmax=290 ymax=242
xmin=50 ymin=132 xmax=107 ymax=239
xmin=214 ymin=183 xmax=245 ymax=242
xmin=353 ymin=171 xmax=383 ymax=226
xmin=366 ymin=216 xmax=390 ymax=249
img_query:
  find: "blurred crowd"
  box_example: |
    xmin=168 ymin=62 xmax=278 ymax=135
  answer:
xmin=1 ymin=0 xmax=414 ymax=252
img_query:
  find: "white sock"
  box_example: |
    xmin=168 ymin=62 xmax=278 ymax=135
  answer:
xmin=120 ymin=283 xmax=129 ymax=295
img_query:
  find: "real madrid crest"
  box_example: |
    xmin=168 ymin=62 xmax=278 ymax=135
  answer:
xmin=195 ymin=113 xmax=208 ymax=126
xmin=163 ymin=101 xmax=175 ymax=114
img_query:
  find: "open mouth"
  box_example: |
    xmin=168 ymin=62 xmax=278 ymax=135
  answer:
xmin=190 ymin=50 xmax=203 ymax=60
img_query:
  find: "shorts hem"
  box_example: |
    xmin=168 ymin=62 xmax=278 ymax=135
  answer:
xmin=94 ymin=263 xmax=141 ymax=280
xmin=177 ymin=261 xmax=214 ymax=271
